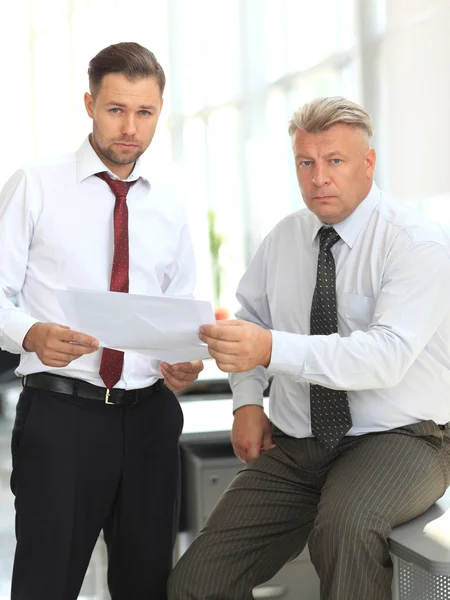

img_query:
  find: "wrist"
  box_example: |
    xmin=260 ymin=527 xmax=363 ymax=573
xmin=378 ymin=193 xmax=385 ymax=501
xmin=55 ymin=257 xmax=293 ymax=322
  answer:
xmin=22 ymin=322 xmax=41 ymax=352
xmin=262 ymin=329 xmax=272 ymax=368
xmin=233 ymin=404 xmax=264 ymax=416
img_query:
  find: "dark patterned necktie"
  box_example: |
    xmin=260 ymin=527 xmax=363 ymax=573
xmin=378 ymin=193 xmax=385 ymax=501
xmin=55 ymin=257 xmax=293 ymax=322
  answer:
xmin=96 ymin=171 xmax=137 ymax=390
xmin=310 ymin=226 xmax=352 ymax=449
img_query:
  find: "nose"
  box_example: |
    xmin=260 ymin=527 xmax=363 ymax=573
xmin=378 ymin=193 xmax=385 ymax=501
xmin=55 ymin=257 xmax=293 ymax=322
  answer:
xmin=312 ymin=164 xmax=330 ymax=187
xmin=121 ymin=114 xmax=137 ymax=137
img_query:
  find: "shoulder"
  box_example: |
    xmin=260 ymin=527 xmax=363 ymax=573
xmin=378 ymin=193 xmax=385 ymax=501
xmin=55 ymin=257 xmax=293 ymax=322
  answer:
xmin=263 ymin=207 xmax=314 ymax=246
xmin=11 ymin=151 xmax=78 ymax=191
xmin=375 ymin=191 xmax=450 ymax=252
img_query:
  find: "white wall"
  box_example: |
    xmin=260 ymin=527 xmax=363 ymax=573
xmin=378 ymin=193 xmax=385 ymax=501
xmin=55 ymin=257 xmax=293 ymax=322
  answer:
xmin=381 ymin=0 xmax=450 ymax=207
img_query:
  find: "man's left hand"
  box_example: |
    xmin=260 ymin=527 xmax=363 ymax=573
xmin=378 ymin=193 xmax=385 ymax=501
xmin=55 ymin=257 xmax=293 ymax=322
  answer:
xmin=199 ymin=320 xmax=272 ymax=372
xmin=160 ymin=360 xmax=204 ymax=393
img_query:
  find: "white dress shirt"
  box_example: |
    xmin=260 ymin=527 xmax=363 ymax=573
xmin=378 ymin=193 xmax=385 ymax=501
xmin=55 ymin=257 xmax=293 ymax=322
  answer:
xmin=230 ymin=183 xmax=450 ymax=436
xmin=0 ymin=136 xmax=196 ymax=389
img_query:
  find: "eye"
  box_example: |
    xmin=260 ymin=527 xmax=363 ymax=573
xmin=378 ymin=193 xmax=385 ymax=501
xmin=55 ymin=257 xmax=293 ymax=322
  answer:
xmin=331 ymin=158 xmax=342 ymax=164
xmin=139 ymin=110 xmax=152 ymax=116
xmin=299 ymin=160 xmax=312 ymax=167
xmin=109 ymin=108 xmax=122 ymax=114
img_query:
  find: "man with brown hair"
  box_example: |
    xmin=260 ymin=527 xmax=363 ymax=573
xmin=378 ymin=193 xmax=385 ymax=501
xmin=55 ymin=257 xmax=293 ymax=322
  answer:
xmin=0 ymin=42 xmax=202 ymax=599
xmin=169 ymin=97 xmax=450 ymax=599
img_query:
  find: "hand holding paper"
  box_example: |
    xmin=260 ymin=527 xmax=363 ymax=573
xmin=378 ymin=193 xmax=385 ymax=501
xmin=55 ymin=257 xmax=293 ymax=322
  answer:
xmin=199 ymin=319 xmax=272 ymax=372
xmin=160 ymin=360 xmax=204 ymax=392
xmin=23 ymin=321 xmax=99 ymax=367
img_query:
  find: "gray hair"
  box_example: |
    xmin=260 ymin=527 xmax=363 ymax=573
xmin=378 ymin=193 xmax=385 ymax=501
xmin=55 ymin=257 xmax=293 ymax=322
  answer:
xmin=288 ymin=96 xmax=375 ymax=139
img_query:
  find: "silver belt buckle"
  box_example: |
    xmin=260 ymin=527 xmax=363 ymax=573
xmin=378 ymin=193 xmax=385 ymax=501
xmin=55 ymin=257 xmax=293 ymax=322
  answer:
xmin=105 ymin=389 xmax=113 ymax=404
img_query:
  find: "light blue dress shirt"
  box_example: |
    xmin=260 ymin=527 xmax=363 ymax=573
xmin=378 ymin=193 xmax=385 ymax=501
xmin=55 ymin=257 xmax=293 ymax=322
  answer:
xmin=230 ymin=183 xmax=450 ymax=437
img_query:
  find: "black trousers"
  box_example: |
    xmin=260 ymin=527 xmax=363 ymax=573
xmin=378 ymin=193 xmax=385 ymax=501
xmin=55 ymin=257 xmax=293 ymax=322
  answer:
xmin=10 ymin=382 xmax=183 ymax=600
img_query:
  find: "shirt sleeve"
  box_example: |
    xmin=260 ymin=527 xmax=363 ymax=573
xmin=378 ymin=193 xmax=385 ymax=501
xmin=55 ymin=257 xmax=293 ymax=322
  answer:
xmin=229 ymin=236 xmax=272 ymax=411
xmin=269 ymin=240 xmax=450 ymax=390
xmin=0 ymin=169 xmax=40 ymax=353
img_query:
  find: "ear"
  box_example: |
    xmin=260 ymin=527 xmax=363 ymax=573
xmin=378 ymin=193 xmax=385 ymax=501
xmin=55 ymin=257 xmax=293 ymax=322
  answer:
xmin=84 ymin=92 xmax=94 ymax=119
xmin=365 ymin=148 xmax=376 ymax=178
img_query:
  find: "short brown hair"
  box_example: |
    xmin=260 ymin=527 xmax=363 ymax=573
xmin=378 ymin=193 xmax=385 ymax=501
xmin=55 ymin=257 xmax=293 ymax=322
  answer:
xmin=288 ymin=96 xmax=375 ymax=139
xmin=88 ymin=42 xmax=166 ymax=97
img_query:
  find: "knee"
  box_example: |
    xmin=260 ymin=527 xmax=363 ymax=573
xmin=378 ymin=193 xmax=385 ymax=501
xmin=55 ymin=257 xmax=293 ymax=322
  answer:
xmin=168 ymin=545 xmax=239 ymax=600
xmin=168 ymin=553 xmax=212 ymax=600
xmin=168 ymin=561 xmax=192 ymax=600
xmin=309 ymin=501 xmax=390 ymax=559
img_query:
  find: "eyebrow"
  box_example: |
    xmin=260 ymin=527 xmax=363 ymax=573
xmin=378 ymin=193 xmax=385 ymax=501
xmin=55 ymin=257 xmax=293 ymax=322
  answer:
xmin=105 ymin=101 xmax=158 ymax=110
xmin=295 ymin=150 xmax=345 ymax=160
xmin=322 ymin=150 xmax=345 ymax=159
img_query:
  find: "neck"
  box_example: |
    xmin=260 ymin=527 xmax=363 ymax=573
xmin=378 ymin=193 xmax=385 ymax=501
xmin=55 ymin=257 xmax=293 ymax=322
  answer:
xmin=89 ymin=135 xmax=135 ymax=180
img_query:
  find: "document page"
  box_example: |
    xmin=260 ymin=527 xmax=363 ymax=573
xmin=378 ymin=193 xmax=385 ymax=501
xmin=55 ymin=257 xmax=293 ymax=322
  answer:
xmin=55 ymin=288 xmax=215 ymax=363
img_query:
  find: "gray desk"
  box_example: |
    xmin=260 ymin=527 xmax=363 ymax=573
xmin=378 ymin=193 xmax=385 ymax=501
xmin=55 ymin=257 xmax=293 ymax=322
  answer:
xmin=389 ymin=488 xmax=450 ymax=600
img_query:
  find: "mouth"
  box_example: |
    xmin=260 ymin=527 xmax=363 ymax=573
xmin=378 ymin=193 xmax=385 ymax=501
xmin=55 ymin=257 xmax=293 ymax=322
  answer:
xmin=115 ymin=142 xmax=139 ymax=150
xmin=313 ymin=196 xmax=335 ymax=201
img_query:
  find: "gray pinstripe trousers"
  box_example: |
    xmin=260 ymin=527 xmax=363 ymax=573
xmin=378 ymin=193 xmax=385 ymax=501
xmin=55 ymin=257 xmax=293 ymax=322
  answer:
xmin=169 ymin=421 xmax=450 ymax=600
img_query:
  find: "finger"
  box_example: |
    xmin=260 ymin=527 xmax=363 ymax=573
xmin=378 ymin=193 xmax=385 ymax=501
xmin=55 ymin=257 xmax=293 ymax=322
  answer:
xmin=63 ymin=329 xmax=99 ymax=348
xmin=233 ymin=435 xmax=261 ymax=463
xmin=160 ymin=364 xmax=197 ymax=380
xmin=199 ymin=324 xmax=243 ymax=342
xmin=52 ymin=341 xmax=98 ymax=357
xmin=163 ymin=373 xmax=195 ymax=388
xmin=162 ymin=371 xmax=192 ymax=389
xmin=232 ymin=443 xmax=247 ymax=464
xmin=166 ymin=361 xmax=202 ymax=373
xmin=161 ymin=361 xmax=203 ymax=374
xmin=40 ymin=348 xmax=94 ymax=365
xmin=207 ymin=348 xmax=240 ymax=364
xmin=262 ymin=436 xmax=277 ymax=452
xmin=216 ymin=360 xmax=241 ymax=373
xmin=244 ymin=445 xmax=261 ymax=463
xmin=161 ymin=361 xmax=190 ymax=370
xmin=203 ymin=320 xmax=241 ymax=332
xmin=201 ymin=337 xmax=239 ymax=354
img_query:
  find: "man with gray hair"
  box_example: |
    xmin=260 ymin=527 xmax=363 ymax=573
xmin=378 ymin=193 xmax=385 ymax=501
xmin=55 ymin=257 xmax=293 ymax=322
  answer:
xmin=169 ymin=97 xmax=450 ymax=599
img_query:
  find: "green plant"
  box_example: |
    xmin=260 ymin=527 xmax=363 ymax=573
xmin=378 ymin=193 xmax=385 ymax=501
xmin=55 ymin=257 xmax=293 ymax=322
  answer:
xmin=208 ymin=209 xmax=225 ymax=306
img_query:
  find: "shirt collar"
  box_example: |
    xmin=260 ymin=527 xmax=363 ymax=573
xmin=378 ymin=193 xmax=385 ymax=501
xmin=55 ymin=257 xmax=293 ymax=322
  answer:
xmin=311 ymin=182 xmax=381 ymax=248
xmin=76 ymin=135 xmax=151 ymax=185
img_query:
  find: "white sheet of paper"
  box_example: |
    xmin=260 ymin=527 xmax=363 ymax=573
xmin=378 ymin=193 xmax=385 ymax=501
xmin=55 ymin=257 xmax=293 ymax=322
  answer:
xmin=54 ymin=288 xmax=215 ymax=363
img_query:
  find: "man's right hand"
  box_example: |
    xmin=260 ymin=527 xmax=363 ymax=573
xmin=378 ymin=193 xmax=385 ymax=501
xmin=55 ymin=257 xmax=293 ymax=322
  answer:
xmin=23 ymin=323 xmax=99 ymax=367
xmin=231 ymin=405 xmax=276 ymax=464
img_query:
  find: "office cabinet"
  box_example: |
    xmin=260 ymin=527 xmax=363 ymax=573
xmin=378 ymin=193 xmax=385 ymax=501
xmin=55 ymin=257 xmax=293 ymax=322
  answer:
xmin=180 ymin=442 xmax=320 ymax=599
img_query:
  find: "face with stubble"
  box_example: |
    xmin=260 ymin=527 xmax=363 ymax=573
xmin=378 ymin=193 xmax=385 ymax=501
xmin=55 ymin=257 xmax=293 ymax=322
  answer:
xmin=84 ymin=72 xmax=164 ymax=179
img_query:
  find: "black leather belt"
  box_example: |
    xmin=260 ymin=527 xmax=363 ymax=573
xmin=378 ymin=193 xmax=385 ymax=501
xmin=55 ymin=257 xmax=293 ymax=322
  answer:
xmin=23 ymin=372 xmax=164 ymax=406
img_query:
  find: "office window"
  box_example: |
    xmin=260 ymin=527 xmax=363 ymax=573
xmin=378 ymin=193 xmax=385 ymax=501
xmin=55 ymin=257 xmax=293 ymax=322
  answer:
xmin=168 ymin=0 xmax=360 ymax=311
xmin=285 ymin=0 xmax=356 ymax=74
xmin=2 ymin=0 xmax=363 ymax=313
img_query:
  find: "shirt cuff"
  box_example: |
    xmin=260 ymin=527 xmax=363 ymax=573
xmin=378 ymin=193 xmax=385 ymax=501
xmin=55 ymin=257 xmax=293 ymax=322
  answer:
xmin=268 ymin=329 xmax=308 ymax=376
xmin=2 ymin=312 xmax=40 ymax=354
xmin=232 ymin=378 xmax=265 ymax=412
